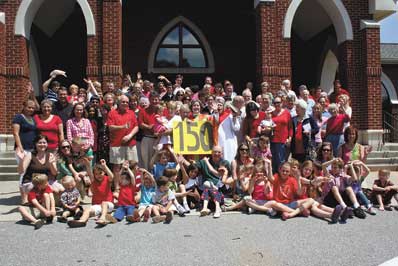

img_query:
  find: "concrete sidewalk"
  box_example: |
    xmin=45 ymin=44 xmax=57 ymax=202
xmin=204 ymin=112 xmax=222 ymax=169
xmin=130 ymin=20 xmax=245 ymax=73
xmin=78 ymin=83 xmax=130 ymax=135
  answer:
xmin=1 ymin=172 xmax=397 ymax=222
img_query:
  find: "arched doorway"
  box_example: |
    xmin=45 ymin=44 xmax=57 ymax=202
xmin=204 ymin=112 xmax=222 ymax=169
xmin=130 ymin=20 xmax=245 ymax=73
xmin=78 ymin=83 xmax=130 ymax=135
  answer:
xmin=14 ymin=0 xmax=96 ymax=93
xmin=284 ymin=0 xmax=353 ymax=92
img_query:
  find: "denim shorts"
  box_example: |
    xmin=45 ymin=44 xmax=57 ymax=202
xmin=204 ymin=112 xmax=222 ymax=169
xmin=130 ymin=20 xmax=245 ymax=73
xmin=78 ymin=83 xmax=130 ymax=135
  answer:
xmin=283 ymin=201 xmax=298 ymax=209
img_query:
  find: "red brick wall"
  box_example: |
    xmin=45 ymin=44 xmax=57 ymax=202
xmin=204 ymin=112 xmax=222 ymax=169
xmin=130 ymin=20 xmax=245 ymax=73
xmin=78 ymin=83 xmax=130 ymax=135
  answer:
xmin=87 ymin=0 xmax=102 ymax=83
xmin=256 ymin=1 xmax=291 ymax=94
xmin=0 ymin=15 xmax=6 ymax=133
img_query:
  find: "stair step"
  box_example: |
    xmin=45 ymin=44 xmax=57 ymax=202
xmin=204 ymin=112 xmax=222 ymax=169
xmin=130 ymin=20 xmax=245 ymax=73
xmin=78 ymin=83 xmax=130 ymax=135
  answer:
xmin=365 ymin=157 xmax=398 ymax=164
xmin=382 ymin=143 xmax=398 ymax=151
xmin=367 ymin=164 xmax=398 ymax=171
xmin=0 ymin=151 xmax=16 ymax=159
xmin=0 ymin=157 xmax=18 ymax=165
xmin=0 ymin=173 xmax=20 ymax=181
xmin=367 ymin=151 xmax=398 ymax=158
xmin=0 ymin=165 xmax=18 ymax=173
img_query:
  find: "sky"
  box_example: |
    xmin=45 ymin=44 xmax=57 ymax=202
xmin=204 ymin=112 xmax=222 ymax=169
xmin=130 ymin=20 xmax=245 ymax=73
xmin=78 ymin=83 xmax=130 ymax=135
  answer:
xmin=381 ymin=12 xmax=398 ymax=43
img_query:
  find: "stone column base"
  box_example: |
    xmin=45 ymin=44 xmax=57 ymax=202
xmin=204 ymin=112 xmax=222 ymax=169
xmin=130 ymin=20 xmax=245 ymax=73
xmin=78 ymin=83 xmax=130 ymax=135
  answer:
xmin=0 ymin=134 xmax=15 ymax=152
xmin=358 ymin=129 xmax=384 ymax=151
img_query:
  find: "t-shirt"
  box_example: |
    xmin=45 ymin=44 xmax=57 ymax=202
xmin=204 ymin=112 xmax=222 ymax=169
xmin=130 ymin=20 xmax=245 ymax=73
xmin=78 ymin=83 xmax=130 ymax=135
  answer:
xmin=326 ymin=114 xmax=350 ymax=136
xmin=12 ymin=114 xmax=37 ymax=151
xmin=138 ymin=106 xmax=157 ymax=137
xmin=91 ymin=175 xmax=113 ymax=205
xmin=272 ymin=110 xmax=292 ymax=143
xmin=152 ymin=162 xmax=177 ymax=180
xmin=53 ymin=102 xmax=73 ymax=127
xmin=60 ymin=187 xmax=80 ymax=206
xmin=249 ymin=112 xmax=266 ymax=138
xmin=197 ymin=158 xmax=231 ymax=187
xmin=140 ymin=185 xmax=156 ymax=205
xmin=34 ymin=114 xmax=63 ymax=150
xmin=28 ymin=185 xmax=53 ymax=204
xmin=152 ymin=188 xmax=175 ymax=207
xmin=273 ymin=173 xmax=298 ymax=204
xmin=107 ymin=109 xmax=138 ymax=147
xmin=118 ymin=183 xmax=136 ymax=206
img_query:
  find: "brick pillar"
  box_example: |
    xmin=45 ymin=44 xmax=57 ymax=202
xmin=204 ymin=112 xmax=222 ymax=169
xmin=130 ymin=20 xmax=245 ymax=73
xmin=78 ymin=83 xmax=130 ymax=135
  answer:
xmin=0 ymin=14 xmax=6 ymax=133
xmin=4 ymin=1 xmax=30 ymax=134
xmin=255 ymin=0 xmax=291 ymax=95
xmin=102 ymin=0 xmax=122 ymax=87
xmin=86 ymin=0 xmax=102 ymax=82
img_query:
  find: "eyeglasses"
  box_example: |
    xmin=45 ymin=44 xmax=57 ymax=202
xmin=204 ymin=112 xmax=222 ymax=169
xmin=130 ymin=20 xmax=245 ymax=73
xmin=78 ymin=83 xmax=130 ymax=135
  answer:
xmin=61 ymin=146 xmax=70 ymax=149
xmin=240 ymin=148 xmax=249 ymax=152
xmin=322 ymin=149 xmax=331 ymax=152
xmin=274 ymin=101 xmax=282 ymax=104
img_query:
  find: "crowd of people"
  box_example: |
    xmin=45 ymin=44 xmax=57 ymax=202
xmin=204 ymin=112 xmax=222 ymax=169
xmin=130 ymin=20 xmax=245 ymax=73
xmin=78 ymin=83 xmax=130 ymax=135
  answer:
xmin=12 ymin=70 xmax=398 ymax=229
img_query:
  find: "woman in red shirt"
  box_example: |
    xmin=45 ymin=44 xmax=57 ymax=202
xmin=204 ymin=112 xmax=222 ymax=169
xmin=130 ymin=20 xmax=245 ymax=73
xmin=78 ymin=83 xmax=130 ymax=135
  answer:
xmin=242 ymin=101 xmax=266 ymax=143
xmin=271 ymin=97 xmax=292 ymax=173
xmin=34 ymin=100 xmax=64 ymax=153
xmin=325 ymin=103 xmax=350 ymax=157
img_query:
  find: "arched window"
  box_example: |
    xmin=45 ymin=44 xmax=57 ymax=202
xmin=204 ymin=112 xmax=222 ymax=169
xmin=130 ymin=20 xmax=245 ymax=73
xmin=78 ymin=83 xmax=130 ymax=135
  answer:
xmin=148 ymin=16 xmax=215 ymax=74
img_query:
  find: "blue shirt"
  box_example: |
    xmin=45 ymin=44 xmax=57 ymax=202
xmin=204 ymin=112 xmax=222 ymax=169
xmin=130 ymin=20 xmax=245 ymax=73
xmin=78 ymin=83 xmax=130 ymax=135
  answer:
xmin=12 ymin=114 xmax=37 ymax=151
xmin=140 ymin=185 xmax=155 ymax=205
xmin=152 ymin=162 xmax=177 ymax=180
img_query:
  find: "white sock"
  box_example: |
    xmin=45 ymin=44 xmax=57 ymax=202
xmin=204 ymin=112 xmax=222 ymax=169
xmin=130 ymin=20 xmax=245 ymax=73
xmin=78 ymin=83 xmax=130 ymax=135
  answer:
xmin=353 ymin=203 xmax=360 ymax=209
xmin=340 ymin=203 xmax=347 ymax=209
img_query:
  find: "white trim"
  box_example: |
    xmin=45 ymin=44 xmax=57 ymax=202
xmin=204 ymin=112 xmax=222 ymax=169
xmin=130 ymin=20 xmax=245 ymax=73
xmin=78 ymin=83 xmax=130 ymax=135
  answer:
xmin=254 ymin=0 xmax=275 ymax=9
xmin=147 ymin=16 xmax=215 ymax=74
xmin=320 ymin=50 xmax=339 ymax=94
xmin=283 ymin=0 xmax=353 ymax=44
xmin=360 ymin=19 xmax=381 ymax=30
xmin=15 ymin=0 xmax=96 ymax=39
xmin=0 ymin=12 xmax=5 ymax=24
xmin=381 ymin=72 xmax=398 ymax=105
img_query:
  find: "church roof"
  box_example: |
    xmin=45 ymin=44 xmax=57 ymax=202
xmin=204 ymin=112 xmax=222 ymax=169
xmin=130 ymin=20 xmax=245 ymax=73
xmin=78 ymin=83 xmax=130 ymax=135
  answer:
xmin=381 ymin=43 xmax=398 ymax=64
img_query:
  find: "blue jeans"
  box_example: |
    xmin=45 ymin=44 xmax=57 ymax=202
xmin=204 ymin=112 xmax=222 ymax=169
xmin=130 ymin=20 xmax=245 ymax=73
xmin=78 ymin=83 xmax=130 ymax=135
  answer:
xmin=325 ymin=134 xmax=344 ymax=157
xmin=356 ymin=191 xmax=371 ymax=208
xmin=271 ymin=142 xmax=286 ymax=174
xmin=113 ymin=205 xmax=136 ymax=221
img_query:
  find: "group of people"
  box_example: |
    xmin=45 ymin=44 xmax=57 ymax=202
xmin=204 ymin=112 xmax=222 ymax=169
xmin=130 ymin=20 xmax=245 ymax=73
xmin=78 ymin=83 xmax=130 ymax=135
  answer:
xmin=12 ymin=70 xmax=398 ymax=229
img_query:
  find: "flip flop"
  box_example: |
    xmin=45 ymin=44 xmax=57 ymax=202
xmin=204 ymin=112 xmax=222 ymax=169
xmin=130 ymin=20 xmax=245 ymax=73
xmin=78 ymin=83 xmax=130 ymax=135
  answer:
xmin=95 ymin=219 xmax=107 ymax=226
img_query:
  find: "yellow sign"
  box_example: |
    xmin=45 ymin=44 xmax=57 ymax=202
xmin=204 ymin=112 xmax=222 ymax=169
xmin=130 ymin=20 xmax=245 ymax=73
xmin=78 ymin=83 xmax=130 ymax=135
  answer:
xmin=172 ymin=120 xmax=213 ymax=154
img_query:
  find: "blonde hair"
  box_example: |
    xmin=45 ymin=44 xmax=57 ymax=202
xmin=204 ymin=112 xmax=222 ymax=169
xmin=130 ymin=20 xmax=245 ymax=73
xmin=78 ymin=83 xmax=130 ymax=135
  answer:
xmin=62 ymin=175 xmax=75 ymax=186
xmin=32 ymin=174 xmax=48 ymax=186
xmin=379 ymin=169 xmax=390 ymax=176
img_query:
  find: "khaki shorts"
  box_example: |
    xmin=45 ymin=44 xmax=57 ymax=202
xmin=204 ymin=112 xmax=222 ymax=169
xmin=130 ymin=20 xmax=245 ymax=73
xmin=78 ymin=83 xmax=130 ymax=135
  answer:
xmin=21 ymin=206 xmax=44 ymax=220
xmin=110 ymin=146 xmax=138 ymax=164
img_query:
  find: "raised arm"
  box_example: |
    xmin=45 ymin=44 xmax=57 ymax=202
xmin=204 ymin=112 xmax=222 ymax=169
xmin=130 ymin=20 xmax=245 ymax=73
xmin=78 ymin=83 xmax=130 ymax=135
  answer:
xmin=100 ymin=159 xmax=114 ymax=182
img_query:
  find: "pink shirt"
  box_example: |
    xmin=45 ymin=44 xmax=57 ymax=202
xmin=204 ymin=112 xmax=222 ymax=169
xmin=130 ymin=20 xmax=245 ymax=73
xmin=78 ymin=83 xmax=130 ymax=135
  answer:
xmin=66 ymin=118 xmax=94 ymax=148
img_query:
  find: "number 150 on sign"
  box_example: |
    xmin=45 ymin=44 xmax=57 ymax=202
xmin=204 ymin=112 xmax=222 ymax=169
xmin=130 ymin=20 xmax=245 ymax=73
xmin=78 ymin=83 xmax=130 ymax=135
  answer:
xmin=172 ymin=121 xmax=213 ymax=154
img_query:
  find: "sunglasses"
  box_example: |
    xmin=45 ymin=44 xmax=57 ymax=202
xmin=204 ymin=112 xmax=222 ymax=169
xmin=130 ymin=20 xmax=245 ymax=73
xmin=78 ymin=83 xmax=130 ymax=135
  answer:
xmin=322 ymin=149 xmax=331 ymax=152
xmin=61 ymin=146 xmax=70 ymax=149
xmin=240 ymin=148 xmax=249 ymax=151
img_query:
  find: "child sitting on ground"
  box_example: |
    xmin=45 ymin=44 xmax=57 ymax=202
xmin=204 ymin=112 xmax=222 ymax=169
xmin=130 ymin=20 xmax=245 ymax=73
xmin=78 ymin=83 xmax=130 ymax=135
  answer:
xmin=113 ymin=161 xmax=140 ymax=222
xmin=150 ymin=147 xmax=178 ymax=180
xmin=57 ymin=176 xmax=82 ymax=223
xmin=67 ymin=159 xmax=116 ymax=228
xmin=179 ymin=159 xmax=201 ymax=211
xmin=137 ymin=168 xmax=156 ymax=222
xmin=163 ymin=168 xmax=189 ymax=215
xmin=346 ymin=160 xmax=376 ymax=215
xmin=151 ymin=176 xmax=175 ymax=224
xmin=371 ymin=169 xmax=398 ymax=211
xmin=18 ymin=174 xmax=56 ymax=229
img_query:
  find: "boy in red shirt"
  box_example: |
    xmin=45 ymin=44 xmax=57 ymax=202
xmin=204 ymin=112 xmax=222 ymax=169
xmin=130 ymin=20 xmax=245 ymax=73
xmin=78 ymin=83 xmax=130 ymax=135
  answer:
xmin=18 ymin=174 xmax=56 ymax=229
xmin=68 ymin=159 xmax=116 ymax=227
xmin=269 ymin=162 xmax=314 ymax=220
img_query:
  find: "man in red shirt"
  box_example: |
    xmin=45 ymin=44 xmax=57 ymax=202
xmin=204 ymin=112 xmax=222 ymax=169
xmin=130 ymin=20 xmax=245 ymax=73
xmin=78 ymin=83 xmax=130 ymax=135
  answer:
xmin=107 ymin=95 xmax=139 ymax=189
xmin=270 ymin=162 xmax=314 ymax=220
xmin=329 ymin=80 xmax=350 ymax=103
xmin=138 ymin=91 xmax=161 ymax=170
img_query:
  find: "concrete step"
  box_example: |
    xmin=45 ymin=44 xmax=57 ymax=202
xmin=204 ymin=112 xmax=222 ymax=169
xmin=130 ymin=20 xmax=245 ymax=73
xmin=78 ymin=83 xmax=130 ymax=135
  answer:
xmin=0 ymin=165 xmax=18 ymax=173
xmin=0 ymin=173 xmax=19 ymax=181
xmin=0 ymin=151 xmax=15 ymax=159
xmin=0 ymin=157 xmax=18 ymax=165
xmin=365 ymin=157 xmax=398 ymax=165
xmin=382 ymin=143 xmax=398 ymax=151
xmin=367 ymin=164 xmax=398 ymax=171
xmin=367 ymin=151 xmax=398 ymax=158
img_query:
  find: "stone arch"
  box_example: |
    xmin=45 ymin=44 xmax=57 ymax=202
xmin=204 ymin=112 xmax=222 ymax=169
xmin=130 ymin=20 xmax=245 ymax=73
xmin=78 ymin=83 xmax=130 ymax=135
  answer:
xmin=148 ymin=16 xmax=215 ymax=74
xmin=381 ymin=72 xmax=398 ymax=105
xmin=320 ymin=50 xmax=339 ymax=94
xmin=283 ymin=0 xmax=353 ymax=44
xmin=14 ymin=0 xmax=95 ymax=39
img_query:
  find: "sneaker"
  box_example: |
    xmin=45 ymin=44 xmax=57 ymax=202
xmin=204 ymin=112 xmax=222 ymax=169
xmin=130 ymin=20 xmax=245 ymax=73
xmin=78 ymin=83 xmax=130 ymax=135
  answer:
xmin=126 ymin=209 xmax=141 ymax=223
xmin=105 ymin=214 xmax=118 ymax=224
xmin=67 ymin=220 xmax=87 ymax=228
xmin=152 ymin=215 xmax=166 ymax=223
xmin=366 ymin=207 xmax=376 ymax=216
xmin=353 ymin=207 xmax=366 ymax=219
xmin=267 ymin=208 xmax=277 ymax=217
xmin=331 ymin=205 xmax=343 ymax=223
xmin=165 ymin=212 xmax=173 ymax=224
xmin=385 ymin=205 xmax=393 ymax=211
xmin=200 ymin=209 xmax=211 ymax=217
xmin=247 ymin=207 xmax=256 ymax=214
xmin=33 ymin=219 xmax=44 ymax=230
xmin=213 ymin=209 xmax=221 ymax=219
xmin=340 ymin=207 xmax=352 ymax=222
xmin=57 ymin=216 xmax=68 ymax=223
xmin=183 ymin=203 xmax=191 ymax=214
xmin=176 ymin=204 xmax=186 ymax=217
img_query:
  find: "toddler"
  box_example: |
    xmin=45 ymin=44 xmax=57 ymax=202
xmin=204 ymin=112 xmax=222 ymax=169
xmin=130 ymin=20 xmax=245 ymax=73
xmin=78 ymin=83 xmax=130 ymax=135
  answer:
xmin=251 ymin=136 xmax=272 ymax=162
xmin=57 ymin=175 xmax=82 ymax=223
xmin=151 ymin=176 xmax=175 ymax=223
xmin=257 ymin=107 xmax=275 ymax=137
xmin=137 ymin=168 xmax=156 ymax=222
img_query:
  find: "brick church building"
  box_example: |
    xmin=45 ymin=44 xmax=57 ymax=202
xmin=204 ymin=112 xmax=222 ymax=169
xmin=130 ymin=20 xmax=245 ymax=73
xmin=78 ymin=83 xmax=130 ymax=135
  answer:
xmin=0 ymin=0 xmax=397 ymax=151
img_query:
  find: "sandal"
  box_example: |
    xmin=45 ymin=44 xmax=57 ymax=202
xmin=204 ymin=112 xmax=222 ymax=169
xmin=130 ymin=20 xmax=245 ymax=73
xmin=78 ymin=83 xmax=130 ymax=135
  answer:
xmin=95 ymin=219 xmax=107 ymax=226
xmin=67 ymin=220 xmax=87 ymax=228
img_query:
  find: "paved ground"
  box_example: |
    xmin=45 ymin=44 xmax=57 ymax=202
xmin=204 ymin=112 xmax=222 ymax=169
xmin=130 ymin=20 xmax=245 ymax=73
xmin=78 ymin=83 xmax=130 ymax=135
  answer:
xmin=1 ymin=173 xmax=398 ymax=266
